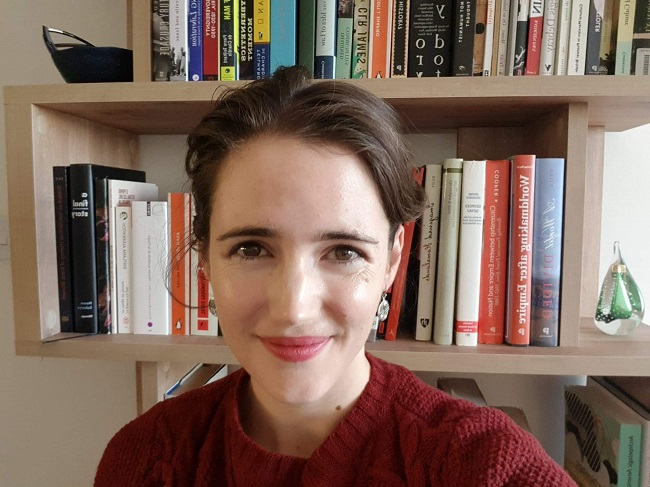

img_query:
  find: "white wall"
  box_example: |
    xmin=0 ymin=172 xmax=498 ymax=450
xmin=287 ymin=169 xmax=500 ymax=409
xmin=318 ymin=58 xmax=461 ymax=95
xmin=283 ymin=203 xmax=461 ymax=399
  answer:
xmin=0 ymin=1 xmax=648 ymax=485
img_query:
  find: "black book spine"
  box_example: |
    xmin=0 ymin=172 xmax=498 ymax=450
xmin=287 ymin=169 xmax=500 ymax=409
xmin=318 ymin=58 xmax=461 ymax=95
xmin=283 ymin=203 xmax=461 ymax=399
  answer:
xmin=94 ymin=178 xmax=111 ymax=334
xmin=239 ymin=0 xmax=255 ymax=79
xmin=391 ymin=0 xmax=410 ymax=77
xmin=512 ymin=0 xmax=529 ymax=75
xmin=53 ymin=166 xmax=74 ymax=333
xmin=452 ymin=0 xmax=477 ymax=76
xmin=408 ymin=0 xmax=453 ymax=77
xmin=584 ymin=0 xmax=604 ymax=75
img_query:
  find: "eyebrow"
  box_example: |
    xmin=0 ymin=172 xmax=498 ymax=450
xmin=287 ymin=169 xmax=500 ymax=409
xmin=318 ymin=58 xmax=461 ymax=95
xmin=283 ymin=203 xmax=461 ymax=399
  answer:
xmin=216 ymin=226 xmax=379 ymax=245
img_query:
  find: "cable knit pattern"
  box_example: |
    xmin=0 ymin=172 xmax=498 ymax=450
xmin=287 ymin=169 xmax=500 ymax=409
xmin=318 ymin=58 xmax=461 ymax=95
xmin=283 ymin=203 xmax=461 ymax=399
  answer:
xmin=95 ymin=354 xmax=576 ymax=487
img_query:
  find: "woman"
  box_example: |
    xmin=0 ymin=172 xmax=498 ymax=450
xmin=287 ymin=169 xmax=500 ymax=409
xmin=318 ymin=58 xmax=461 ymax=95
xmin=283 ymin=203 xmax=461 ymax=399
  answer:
xmin=95 ymin=66 xmax=575 ymax=486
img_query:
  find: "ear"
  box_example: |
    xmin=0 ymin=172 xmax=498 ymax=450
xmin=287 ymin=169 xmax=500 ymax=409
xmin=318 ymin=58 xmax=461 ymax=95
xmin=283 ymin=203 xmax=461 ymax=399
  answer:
xmin=384 ymin=225 xmax=404 ymax=290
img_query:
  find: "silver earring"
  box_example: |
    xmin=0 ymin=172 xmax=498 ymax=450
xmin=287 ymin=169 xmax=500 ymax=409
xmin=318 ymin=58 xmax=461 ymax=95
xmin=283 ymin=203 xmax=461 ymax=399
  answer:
xmin=376 ymin=292 xmax=390 ymax=321
xmin=208 ymin=297 xmax=218 ymax=317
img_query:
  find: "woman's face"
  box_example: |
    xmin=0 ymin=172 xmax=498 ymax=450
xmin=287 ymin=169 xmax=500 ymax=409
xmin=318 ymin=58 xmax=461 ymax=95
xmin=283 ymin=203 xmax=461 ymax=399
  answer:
xmin=206 ymin=136 xmax=403 ymax=407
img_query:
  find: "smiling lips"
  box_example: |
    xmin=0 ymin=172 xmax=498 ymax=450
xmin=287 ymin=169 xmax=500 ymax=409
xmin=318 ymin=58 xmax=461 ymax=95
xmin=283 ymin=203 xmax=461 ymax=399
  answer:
xmin=260 ymin=336 xmax=331 ymax=362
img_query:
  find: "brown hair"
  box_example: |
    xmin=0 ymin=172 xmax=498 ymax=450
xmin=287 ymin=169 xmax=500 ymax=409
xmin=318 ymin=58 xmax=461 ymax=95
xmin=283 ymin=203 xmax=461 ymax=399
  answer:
xmin=185 ymin=65 xmax=426 ymax=256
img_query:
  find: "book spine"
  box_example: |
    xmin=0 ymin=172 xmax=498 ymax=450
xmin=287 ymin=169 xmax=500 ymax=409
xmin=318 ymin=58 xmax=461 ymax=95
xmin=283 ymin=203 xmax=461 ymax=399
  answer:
xmin=314 ymin=0 xmax=337 ymax=78
xmin=478 ymin=160 xmax=509 ymax=344
xmin=408 ymin=0 xmax=454 ymax=77
xmin=567 ymin=0 xmax=589 ymax=74
xmin=455 ymin=160 xmax=486 ymax=347
xmin=93 ymin=178 xmax=112 ymax=333
xmin=114 ymin=206 xmax=132 ymax=333
xmin=192 ymin=261 xmax=220 ymax=335
xmin=53 ymin=166 xmax=74 ymax=333
xmin=271 ymin=0 xmax=298 ymax=74
xmin=352 ymin=0 xmax=371 ymax=77
xmin=132 ymin=201 xmax=171 ymax=335
xmin=631 ymin=0 xmax=650 ymax=74
xmin=239 ymin=0 xmax=255 ymax=79
xmin=336 ymin=0 xmax=354 ymax=78
xmin=68 ymin=165 xmax=99 ymax=334
xmin=298 ymin=0 xmax=317 ymax=77
xmin=598 ymin=0 xmax=619 ymax=75
xmin=482 ymin=0 xmax=496 ymax=75
xmin=525 ymin=0 xmax=544 ymax=74
xmin=615 ymin=0 xmax=637 ymax=74
xmin=203 ymin=0 xmax=220 ymax=79
xmin=585 ymin=0 xmax=605 ymax=74
xmin=539 ymin=0 xmax=559 ymax=75
xmin=370 ymin=0 xmax=394 ymax=77
xmin=433 ymin=158 xmax=463 ymax=345
xmin=554 ymin=0 xmax=572 ymax=73
xmin=384 ymin=168 xmax=424 ymax=340
xmin=505 ymin=0 xmax=519 ymax=74
xmin=505 ymin=155 xmax=535 ymax=346
xmin=152 ymin=0 xmax=173 ymax=81
xmin=473 ymin=0 xmax=489 ymax=75
xmin=169 ymin=193 xmax=190 ymax=335
xmin=530 ymin=158 xmax=565 ymax=346
xmin=512 ymin=0 xmax=530 ymax=75
xmin=495 ymin=0 xmax=512 ymax=75
xmin=414 ymin=164 xmax=442 ymax=341
xmin=170 ymin=0 xmax=189 ymax=81
xmin=254 ymin=0 xmax=271 ymax=78
xmin=391 ymin=0 xmax=410 ymax=76
xmin=188 ymin=0 xmax=204 ymax=80
xmin=220 ymin=0 xmax=238 ymax=80
xmin=453 ymin=0 xmax=478 ymax=76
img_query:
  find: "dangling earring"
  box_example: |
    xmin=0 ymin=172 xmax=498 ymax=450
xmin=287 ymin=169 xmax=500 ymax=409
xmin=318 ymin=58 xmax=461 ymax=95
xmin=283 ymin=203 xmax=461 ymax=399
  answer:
xmin=376 ymin=292 xmax=390 ymax=321
xmin=208 ymin=297 xmax=218 ymax=317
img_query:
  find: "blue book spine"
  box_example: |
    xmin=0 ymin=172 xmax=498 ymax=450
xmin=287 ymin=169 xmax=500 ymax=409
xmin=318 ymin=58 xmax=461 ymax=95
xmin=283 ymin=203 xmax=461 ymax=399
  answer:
xmin=270 ymin=0 xmax=297 ymax=74
xmin=188 ymin=0 xmax=204 ymax=80
xmin=530 ymin=157 xmax=565 ymax=346
xmin=314 ymin=0 xmax=337 ymax=78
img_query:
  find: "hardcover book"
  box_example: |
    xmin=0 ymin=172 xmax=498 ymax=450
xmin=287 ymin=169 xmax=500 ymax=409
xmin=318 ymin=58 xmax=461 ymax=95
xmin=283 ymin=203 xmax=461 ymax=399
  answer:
xmin=530 ymin=158 xmax=565 ymax=347
xmin=408 ymin=0 xmax=453 ymax=77
xmin=188 ymin=0 xmax=204 ymax=81
xmin=52 ymin=166 xmax=74 ymax=332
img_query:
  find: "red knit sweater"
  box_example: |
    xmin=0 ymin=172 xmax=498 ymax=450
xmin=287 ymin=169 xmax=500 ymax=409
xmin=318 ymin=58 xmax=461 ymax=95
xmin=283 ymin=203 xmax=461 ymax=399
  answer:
xmin=95 ymin=354 xmax=576 ymax=486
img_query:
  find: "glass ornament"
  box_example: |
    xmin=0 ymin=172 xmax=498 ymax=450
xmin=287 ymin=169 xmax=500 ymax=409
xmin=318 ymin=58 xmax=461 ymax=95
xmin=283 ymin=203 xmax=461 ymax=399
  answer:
xmin=594 ymin=241 xmax=645 ymax=336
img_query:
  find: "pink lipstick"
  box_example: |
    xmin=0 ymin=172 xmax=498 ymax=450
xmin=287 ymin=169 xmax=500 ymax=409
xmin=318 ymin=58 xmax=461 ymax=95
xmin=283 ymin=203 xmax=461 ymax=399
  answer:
xmin=260 ymin=336 xmax=330 ymax=363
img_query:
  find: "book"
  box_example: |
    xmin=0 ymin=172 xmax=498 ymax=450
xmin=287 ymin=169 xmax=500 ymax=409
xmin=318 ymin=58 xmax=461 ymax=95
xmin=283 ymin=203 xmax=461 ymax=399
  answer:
xmin=298 ymin=0 xmax=317 ymax=77
xmin=631 ymin=0 xmax=650 ymax=75
xmin=408 ymin=0 xmax=454 ymax=77
xmin=203 ymin=0 xmax=220 ymax=79
xmin=168 ymin=193 xmax=191 ymax=336
xmin=525 ymin=0 xmax=544 ymax=74
xmin=352 ymin=0 xmax=371 ymax=77
xmin=131 ymin=201 xmax=171 ymax=335
xmin=68 ymin=164 xmax=146 ymax=334
xmin=505 ymin=0 xmax=521 ymax=73
xmin=113 ymin=206 xmax=132 ymax=333
xmin=271 ymin=0 xmax=298 ymax=74
xmin=455 ymin=160 xmax=486 ymax=347
xmin=336 ymin=0 xmax=354 ymax=78
xmin=169 ymin=0 xmax=189 ymax=81
xmin=512 ymin=0 xmax=531 ymax=75
xmin=453 ymin=0 xmax=478 ymax=76
xmin=105 ymin=180 xmax=159 ymax=334
xmin=433 ymin=158 xmax=463 ymax=345
xmin=239 ymin=0 xmax=255 ymax=79
xmin=314 ymin=0 xmax=337 ymax=78
xmin=473 ymin=0 xmax=489 ymax=75
xmin=52 ymin=167 xmax=74 ymax=333
xmin=505 ymin=155 xmax=535 ymax=346
xmin=585 ymin=0 xmax=606 ymax=74
xmin=539 ymin=0 xmax=560 ymax=74
xmin=384 ymin=168 xmax=425 ymax=341
xmin=530 ymin=158 xmax=565 ymax=347
xmin=565 ymin=383 xmax=643 ymax=487
xmin=414 ymin=164 xmax=442 ymax=341
xmin=494 ymin=0 xmax=512 ymax=74
xmin=254 ymin=0 xmax=270 ymax=78
xmin=615 ymin=0 xmax=637 ymax=74
xmin=391 ymin=0 xmax=410 ymax=76
xmin=152 ymin=0 xmax=173 ymax=81
xmin=599 ymin=0 xmax=619 ymax=74
xmin=478 ymin=160 xmax=509 ymax=345
xmin=188 ymin=0 xmax=203 ymax=80
xmin=554 ymin=0 xmax=572 ymax=74
xmin=369 ymin=0 xmax=394 ymax=78
xmin=482 ymin=0 xmax=496 ymax=75
xmin=567 ymin=0 xmax=589 ymax=75
xmin=220 ymin=0 xmax=238 ymax=80
xmin=190 ymin=256 xmax=220 ymax=335
xmin=164 ymin=363 xmax=228 ymax=399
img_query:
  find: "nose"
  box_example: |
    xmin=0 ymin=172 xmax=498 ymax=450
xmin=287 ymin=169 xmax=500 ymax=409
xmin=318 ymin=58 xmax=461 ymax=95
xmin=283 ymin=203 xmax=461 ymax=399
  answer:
xmin=267 ymin=255 xmax=321 ymax=326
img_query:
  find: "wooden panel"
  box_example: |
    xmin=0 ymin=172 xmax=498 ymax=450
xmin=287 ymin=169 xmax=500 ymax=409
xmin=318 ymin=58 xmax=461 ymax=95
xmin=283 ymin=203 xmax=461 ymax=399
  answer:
xmin=136 ymin=361 xmax=198 ymax=415
xmin=128 ymin=0 xmax=152 ymax=82
xmin=29 ymin=106 xmax=138 ymax=339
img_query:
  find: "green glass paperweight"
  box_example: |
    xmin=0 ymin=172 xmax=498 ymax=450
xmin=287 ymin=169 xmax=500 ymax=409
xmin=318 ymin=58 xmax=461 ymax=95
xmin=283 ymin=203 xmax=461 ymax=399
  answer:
xmin=594 ymin=241 xmax=645 ymax=336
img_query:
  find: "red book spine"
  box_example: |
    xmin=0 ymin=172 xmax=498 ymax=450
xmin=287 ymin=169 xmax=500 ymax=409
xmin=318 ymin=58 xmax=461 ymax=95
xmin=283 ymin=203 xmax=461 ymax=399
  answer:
xmin=505 ymin=155 xmax=535 ymax=346
xmin=525 ymin=0 xmax=544 ymax=74
xmin=384 ymin=167 xmax=424 ymax=341
xmin=478 ymin=160 xmax=510 ymax=344
xmin=203 ymin=0 xmax=220 ymax=79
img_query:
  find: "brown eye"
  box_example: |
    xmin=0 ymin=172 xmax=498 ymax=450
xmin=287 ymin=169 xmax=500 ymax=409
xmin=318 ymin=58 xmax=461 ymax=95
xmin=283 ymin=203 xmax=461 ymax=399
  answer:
xmin=231 ymin=242 xmax=268 ymax=260
xmin=331 ymin=246 xmax=360 ymax=262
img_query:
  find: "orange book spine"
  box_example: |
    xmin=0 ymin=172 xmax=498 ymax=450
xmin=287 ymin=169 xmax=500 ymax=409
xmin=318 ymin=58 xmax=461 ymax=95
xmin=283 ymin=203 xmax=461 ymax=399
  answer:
xmin=369 ymin=0 xmax=394 ymax=78
xmin=478 ymin=160 xmax=510 ymax=344
xmin=505 ymin=155 xmax=535 ymax=346
xmin=384 ymin=167 xmax=424 ymax=341
xmin=169 ymin=192 xmax=190 ymax=335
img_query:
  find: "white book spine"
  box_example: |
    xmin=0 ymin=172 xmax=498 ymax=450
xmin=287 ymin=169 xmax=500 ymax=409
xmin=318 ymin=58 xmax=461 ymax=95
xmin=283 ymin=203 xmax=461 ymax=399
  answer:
xmin=483 ymin=0 xmax=497 ymax=75
xmin=496 ymin=0 xmax=512 ymax=75
xmin=455 ymin=160 xmax=486 ymax=347
xmin=132 ymin=201 xmax=170 ymax=335
xmin=114 ymin=206 xmax=132 ymax=333
xmin=567 ymin=0 xmax=588 ymax=74
xmin=554 ymin=0 xmax=573 ymax=74
xmin=433 ymin=158 xmax=463 ymax=346
xmin=539 ymin=0 xmax=560 ymax=74
xmin=170 ymin=0 xmax=189 ymax=81
xmin=415 ymin=164 xmax=442 ymax=341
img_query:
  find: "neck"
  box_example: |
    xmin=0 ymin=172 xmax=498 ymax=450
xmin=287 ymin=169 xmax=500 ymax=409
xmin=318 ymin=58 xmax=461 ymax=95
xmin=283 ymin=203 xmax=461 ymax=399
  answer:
xmin=240 ymin=351 xmax=370 ymax=458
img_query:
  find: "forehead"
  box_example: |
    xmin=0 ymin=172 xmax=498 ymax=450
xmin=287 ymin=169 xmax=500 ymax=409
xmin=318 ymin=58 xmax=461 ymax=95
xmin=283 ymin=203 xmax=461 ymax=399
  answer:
xmin=211 ymin=136 xmax=389 ymax=233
